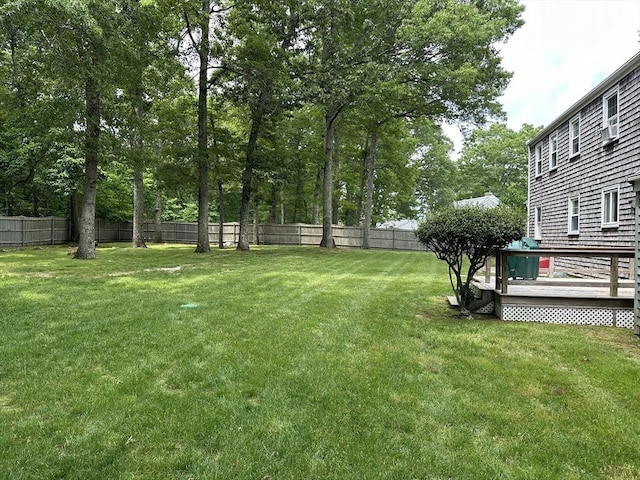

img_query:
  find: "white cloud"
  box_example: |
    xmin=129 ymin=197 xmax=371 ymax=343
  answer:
xmin=500 ymin=0 xmax=640 ymax=130
xmin=444 ymin=0 xmax=640 ymax=158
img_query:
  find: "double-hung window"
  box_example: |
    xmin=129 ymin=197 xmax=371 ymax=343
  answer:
xmin=601 ymin=186 xmax=619 ymax=228
xmin=603 ymin=88 xmax=619 ymax=138
xmin=534 ymin=206 xmax=542 ymax=240
xmin=549 ymin=132 xmax=558 ymax=170
xmin=569 ymin=115 xmax=580 ymax=157
xmin=568 ymin=196 xmax=579 ymax=235
xmin=534 ymin=143 xmax=543 ymax=177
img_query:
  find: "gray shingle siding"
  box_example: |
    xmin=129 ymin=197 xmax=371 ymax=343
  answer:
xmin=528 ymin=55 xmax=640 ymax=251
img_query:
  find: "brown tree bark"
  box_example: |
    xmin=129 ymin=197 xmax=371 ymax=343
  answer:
xmin=132 ymin=87 xmax=146 ymax=248
xmin=74 ymin=75 xmax=100 ymax=259
xmin=192 ymin=6 xmax=211 ymax=254
xmin=217 ymin=178 xmax=225 ymax=249
xmin=320 ymin=107 xmax=340 ymax=248
xmin=237 ymin=86 xmax=269 ymax=251
xmin=362 ymin=126 xmax=378 ymax=249
xmin=154 ymin=181 xmax=162 ymax=243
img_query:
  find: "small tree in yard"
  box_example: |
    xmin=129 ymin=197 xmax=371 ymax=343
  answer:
xmin=416 ymin=206 xmax=524 ymax=315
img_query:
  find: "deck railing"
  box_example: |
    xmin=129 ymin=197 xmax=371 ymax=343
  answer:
xmin=495 ymin=247 xmax=635 ymax=297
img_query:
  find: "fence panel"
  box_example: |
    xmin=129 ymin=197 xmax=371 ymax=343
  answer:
xmin=0 ymin=217 xmax=69 ymax=247
xmin=261 ymin=224 xmax=305 ymax=245
xmin=0 ymin=217 xmax=425 ymax=252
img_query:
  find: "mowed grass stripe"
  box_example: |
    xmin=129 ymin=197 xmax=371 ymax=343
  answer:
xmin=1 ymin=245 xmax=640 ymax=479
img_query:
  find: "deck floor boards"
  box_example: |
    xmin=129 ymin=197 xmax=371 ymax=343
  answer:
xmin=478 ymin=277 xmax=634 ymax=300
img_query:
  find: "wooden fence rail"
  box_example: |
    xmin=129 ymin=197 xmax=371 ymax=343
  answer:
xmin=496 ymin=247 xmax=635 ymax=297
xmin=0 ymin=217 xmax=426 ymax=252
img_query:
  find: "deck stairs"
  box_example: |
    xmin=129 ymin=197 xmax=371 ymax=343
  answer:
xmin=446 ymin=278 xmax=495 ymax=314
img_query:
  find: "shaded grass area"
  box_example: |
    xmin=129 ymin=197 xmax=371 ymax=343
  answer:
xmin=1 ymin=244 xmax=640 ymax=479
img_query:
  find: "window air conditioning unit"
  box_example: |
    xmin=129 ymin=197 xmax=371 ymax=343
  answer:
xmin=601 ymin=124 xmax=619 ymax=145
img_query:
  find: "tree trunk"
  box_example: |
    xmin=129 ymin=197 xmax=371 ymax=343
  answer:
xmin=132 ymin=87 xmax=146 ymax=248
xmin=70 ymin=188 xmax=80 ymax=243
xmin=292 ymin=150 xmax=304 ymax=223
xmin=74 ymin=76 xmax=100 ymax=259
xmin=362 ymin=127 xmax=378 ymax=249
xmin=194 ymin=8 xmax=211 ymax=254
xmin=154 ymin=182 xmax=162 ymax=243
xmin=237 ymin=86 xmax=269 ymax=251
xmin=253 ymin=196 xmax=260 ymax=245
xmin=332 ymin=131 xmax=340 ymax=225
xmin=355 ymin=137 xmax=369 ymax=226
xmin=280 ymin=189 xmax=285 ymax=225
xmin=217 ymin=178 xmax=225 ymax=249
xmin=320 ymin=109 xmax=337 ymax=248
xmin=132 ymin=163 xmax=146 ymax=247
xmin=312 ymin=165 xmax=321 ymax=224
xmin=269 ymin=184 xmax=277 ymax=224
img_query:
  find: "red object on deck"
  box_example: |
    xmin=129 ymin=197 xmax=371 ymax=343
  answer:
xmin=539 ymin=257 xmax=549 ymax=268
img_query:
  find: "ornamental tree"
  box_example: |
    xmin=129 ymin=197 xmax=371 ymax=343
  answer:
xmin=415 ymin=206 xmax=524 ymax=315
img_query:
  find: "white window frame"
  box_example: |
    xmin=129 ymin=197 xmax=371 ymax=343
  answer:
xmin=534 ymin=206 xmax=542 ymax=240
xmin=603 ymin=87 xmax=619 ymax=138
xmin=601 ymin=186 xmax=620 ymax=228
xmin=549 ymin=132 xmax=558 ymax=171
xmin=568 ymin=195 xmax=579 ymax=235
xmin=569 ymin=115 xmax=580 ymax=158
xmin=534 ymin=143 xmax=543 ymax=177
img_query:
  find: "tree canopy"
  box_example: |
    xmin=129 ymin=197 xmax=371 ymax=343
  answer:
xmin=0 ymin=0 xmax=526 ymax=256
xmin=455 ymin=123 xmax=542 ymax=211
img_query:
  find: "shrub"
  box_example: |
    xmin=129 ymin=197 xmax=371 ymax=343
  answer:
xmin=415 ymin=206 xmax=525 ymax=315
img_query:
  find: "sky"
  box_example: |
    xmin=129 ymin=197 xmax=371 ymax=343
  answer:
xmin=444 ymin=0 xmax=640 ymax=156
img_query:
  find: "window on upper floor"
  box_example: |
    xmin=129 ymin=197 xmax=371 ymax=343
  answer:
xmin=534 ymin=143 xmax=542 ymax=177
xmin=568 ymin=196 xmax=579 ymax=235
xmin=534 ymin=206 xmax=542 ymax=240
xmin=569 ymin=115 xmax=580 ymax=158
xmin=602 ymin=88 xmax=619 ymax=143
xmin=601 ymin=186 xmax=619 ymax=228
xmin=549 ymin=132 xmax=558 ymax=170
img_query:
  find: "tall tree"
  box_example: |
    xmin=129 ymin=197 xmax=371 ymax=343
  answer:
xmin=182 ymin=1 xmax=228 ymax=253
xmin=24 ymin=0 xmax=125 ymax=259
xmin=225 ymin=0 xmax=301 ymax=251
xmin=117 ymin=0 xmax=173 ymax=248
xmin=456 ymin=123 xmax=542 ymax=211
xmin=355 ymin=0 xmax=524 ymax=247
xmin=306 ymin=0 xmax=383 ymax=247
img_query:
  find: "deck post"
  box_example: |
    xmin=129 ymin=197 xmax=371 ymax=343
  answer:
xmin=484 ymin=255 xmax=491 ymax=283
xmin=500 ymin=250 xmax=509 ymax=294
xmin=610 ymin=254 xmax=619 ymax=297
xmin=495 ymin=249 xmax=502 ymax=291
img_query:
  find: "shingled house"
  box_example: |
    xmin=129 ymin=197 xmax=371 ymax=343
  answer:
xmin=527 ymin=51 xmax=640 ymax=256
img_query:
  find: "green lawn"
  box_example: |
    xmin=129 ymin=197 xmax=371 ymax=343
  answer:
xmin=1 ymin=244 xmax=640 ymax=479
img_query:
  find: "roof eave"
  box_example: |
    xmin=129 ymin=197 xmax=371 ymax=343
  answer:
xmin=527 ymin=50 xmax=640 ymax=146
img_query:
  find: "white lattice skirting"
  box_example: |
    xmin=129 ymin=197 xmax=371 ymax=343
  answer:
xmin=501 ymin=306 xmax=634 ymax=329
xmin=475 ymin=302 xmax=495 ymax=314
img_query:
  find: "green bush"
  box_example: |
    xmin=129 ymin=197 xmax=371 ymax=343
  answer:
xmin=416 ymin=206 xmax=525 ymax=314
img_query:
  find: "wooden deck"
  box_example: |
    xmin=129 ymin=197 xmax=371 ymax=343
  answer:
xmin=474 ymin=276 xmax=635 ymax=329
xmin=481 ymin=277 xmax=633 ymax=300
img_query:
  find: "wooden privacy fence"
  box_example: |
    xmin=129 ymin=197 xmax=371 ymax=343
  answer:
xmin=0 ymin=217 xmax=427 ymax=252
xmin=0 ymin=217 xmax=69 ymax=247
